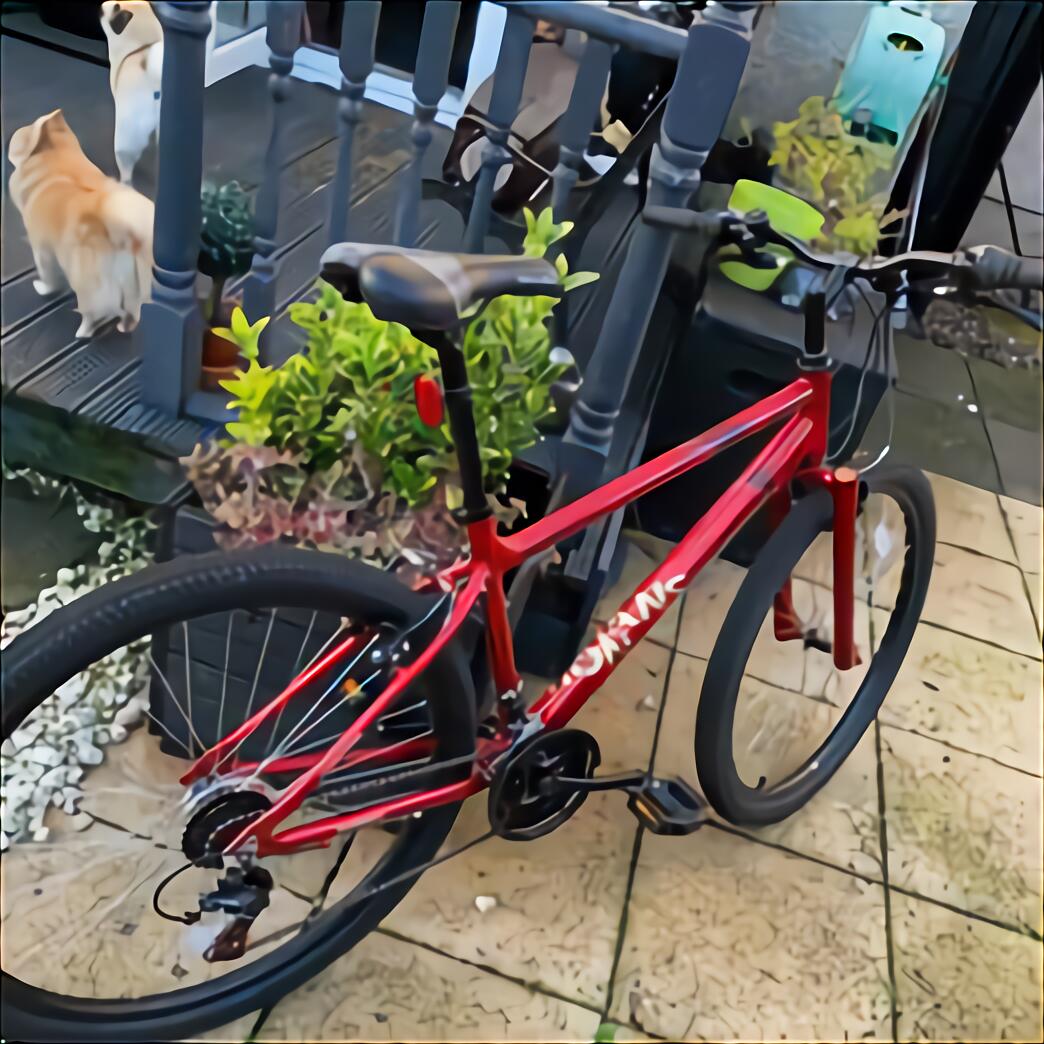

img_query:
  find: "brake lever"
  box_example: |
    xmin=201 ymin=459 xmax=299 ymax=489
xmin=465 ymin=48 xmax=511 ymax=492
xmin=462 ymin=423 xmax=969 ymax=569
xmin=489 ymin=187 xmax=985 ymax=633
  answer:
xmin=708 ymin=210 xmax=781 ymax=269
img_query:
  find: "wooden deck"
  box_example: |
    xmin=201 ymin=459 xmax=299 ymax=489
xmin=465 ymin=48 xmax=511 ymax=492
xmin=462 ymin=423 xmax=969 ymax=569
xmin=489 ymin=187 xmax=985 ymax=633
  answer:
xmin=1 ymin=32 xmax=646 ymax=506
xmin=0 ymin=34 xmax=455 ymax=504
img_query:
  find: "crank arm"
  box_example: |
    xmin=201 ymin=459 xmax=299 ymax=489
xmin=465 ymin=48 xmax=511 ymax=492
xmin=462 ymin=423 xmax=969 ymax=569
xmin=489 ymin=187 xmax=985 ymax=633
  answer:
xmin=541 ymin=768 xmax=708 ymax=836
xmin=539 ymin=770 xmax=647 ymax=796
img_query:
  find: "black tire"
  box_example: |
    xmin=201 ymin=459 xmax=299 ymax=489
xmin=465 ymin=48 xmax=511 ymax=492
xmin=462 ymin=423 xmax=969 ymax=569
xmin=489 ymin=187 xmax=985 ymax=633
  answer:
xmin=695 ymin=465 xmax=935 ymax=826
xmin=1 ymin=547 xmax=476 ymax=1043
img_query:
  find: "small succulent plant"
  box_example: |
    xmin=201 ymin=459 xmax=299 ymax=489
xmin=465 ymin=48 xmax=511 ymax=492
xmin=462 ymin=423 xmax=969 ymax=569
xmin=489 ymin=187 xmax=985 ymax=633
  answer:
xmin=198 ymin=180 xmax=255 ymax=324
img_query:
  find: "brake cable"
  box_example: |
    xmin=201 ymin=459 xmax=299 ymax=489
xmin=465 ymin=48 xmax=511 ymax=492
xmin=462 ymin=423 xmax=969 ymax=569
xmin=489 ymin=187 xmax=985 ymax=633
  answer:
xmin=826 ymin=286 xmax=886 ymax=464
xmin=152 ymin=862 xmax=201 ymax=925
xmin=857 ymin=313 xmax=897 ymax=475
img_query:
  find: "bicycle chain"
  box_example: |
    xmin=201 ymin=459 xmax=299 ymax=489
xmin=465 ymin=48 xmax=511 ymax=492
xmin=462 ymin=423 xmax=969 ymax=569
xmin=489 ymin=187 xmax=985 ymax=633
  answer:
xmin=312 ymin=750 xmax=478 ymax=808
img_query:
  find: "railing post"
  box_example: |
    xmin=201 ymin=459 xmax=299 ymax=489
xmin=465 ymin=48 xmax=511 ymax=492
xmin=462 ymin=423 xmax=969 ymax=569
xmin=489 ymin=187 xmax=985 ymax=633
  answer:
xmin=394 ymin=1 xmax=461 ymax=247
xmin=559 ymin=2 xmax=757 ymax=493
xmin=328 ymin=0 xmax=381 ymax=244
xmin=241 ymin=0 xmax=304 ymax=339
xmin=463 ymin=9 xmax=534 ymax=253
xmin=137 ymin=1 xmax=211 ymax=415
xmin=550 ymin=37 xmax=614 ymax=223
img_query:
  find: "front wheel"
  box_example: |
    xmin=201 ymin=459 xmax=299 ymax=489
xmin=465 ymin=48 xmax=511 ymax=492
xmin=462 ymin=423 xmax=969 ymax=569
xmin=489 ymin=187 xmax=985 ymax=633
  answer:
xmin=695 ymin=465 xmax=935 ymax=826
xmin=1 ymin=547 xmax=475 ymax=1043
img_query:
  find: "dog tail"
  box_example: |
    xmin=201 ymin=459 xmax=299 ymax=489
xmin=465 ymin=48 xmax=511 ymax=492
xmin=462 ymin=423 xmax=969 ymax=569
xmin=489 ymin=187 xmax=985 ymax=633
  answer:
xmin=100 ymin=189 xmax=156 ymax=306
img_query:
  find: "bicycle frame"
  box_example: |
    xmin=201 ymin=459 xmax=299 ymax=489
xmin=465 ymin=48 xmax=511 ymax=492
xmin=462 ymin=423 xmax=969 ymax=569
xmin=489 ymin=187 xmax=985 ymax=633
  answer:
xmin=183 ymin=367 xmax=859 ymax=857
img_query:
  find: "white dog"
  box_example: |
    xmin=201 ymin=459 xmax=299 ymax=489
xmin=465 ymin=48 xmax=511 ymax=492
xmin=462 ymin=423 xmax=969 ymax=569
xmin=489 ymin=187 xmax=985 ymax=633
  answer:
xmin=99 ymin=2 xmax=218 ymax=184
xmin=99 ymin=1 xmax=164 ymax=184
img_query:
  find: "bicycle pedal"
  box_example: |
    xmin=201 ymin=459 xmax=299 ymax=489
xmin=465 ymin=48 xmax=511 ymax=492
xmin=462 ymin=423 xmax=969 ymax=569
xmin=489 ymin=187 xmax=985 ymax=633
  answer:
xmin=626 ymin=776 xmax=706 ymax=836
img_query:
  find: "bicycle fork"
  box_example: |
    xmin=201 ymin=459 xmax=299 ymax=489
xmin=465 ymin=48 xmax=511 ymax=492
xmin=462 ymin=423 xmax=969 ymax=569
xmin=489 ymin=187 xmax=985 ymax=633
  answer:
xmin=772 ymin=465 xmax=862 ymax=671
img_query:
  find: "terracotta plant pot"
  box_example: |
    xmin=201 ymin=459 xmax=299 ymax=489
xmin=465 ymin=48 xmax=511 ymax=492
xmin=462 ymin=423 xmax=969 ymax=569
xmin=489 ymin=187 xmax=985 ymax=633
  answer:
xmin=202 ymin=326 xmax=240 ymax=368
xmin=200 ymin=328 xmax=241 ymax=390
xmin=200 ymin=292 xmax=245 ymax=389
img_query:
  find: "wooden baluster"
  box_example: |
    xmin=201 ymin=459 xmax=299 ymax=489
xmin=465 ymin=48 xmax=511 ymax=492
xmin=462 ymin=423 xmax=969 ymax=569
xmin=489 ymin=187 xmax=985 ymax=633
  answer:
xmin=241 ymin=0 xmax=304 ymax=343
xmin=138 ymin=0 xmax=211 ymax=415
xmin=394 ymin=1 xmax=461 ymax=247
xmin=561 ymin=3 xmax=757 ymax=492
xmin=550 ymin=37 xmax=614 ymax=223
xmin=463 ymin=9 xmax=534 ymax=253
xmin=328 ymin=0 xmax=381 ymax=244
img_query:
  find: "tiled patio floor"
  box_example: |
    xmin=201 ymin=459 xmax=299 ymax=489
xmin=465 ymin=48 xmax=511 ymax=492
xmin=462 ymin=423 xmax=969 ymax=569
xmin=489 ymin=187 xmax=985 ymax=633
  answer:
xmin=234 ymin=471 xmax=1043 ymax=1043
xmin=6 ymin=473 xmax=1041 ymax=1043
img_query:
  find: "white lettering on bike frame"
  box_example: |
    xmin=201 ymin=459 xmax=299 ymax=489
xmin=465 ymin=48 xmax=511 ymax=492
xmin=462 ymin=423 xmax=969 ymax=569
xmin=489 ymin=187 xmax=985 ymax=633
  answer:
xmin=559 ymin=574 xmax=687 ymax=687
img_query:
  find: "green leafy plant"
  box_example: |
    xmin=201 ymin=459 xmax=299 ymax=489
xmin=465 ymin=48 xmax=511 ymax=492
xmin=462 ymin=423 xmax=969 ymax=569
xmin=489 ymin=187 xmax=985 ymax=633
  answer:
xmin=198 ymin=180 xmax=255 ymax=324
xmin=183 ymin=208 xmax=597 ymax=577
xmin=768 ymin=96 xmax=900 ymax=256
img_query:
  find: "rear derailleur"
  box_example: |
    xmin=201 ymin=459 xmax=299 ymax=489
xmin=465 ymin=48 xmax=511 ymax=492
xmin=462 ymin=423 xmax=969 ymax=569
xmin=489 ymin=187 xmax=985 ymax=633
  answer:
xmin=154 ymin=789 xmax=275 ymax=962
xmin=194 ymin=863 xmax=274 ymax=962
xmin=488 ymin=728 xmax=707 ymax=841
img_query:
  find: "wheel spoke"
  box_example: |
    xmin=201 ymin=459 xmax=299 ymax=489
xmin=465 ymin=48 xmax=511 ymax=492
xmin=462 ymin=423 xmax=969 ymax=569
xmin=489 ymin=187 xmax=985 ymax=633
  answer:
xmin=251 ymin=668 xmax=381 ymax=778
xmin=244 ymin=609 xmax=277 ymax=721
xmin=139 ymin=703 xmax=192 ymax=757
xmin=291 ymin=611 xmax=319 ymax=678
xmin=182 ymin=622 xmax=194 ymax=756
xmin=267 ymin=611 xmax=319 ymax=758
xmin=248 ymin=632 xmax=380 ymax=771
xmin=217 ymin=611 xmax=234 ymax=743
xmin=147 ymin=649 xmax=205 ymax=755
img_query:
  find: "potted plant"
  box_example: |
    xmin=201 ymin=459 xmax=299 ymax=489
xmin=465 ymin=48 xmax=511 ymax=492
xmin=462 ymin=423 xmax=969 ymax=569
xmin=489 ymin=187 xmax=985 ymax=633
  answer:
xmin=766 ymin=95 xmax=901 ymax=256
xmin=198 ymin=180 xmax=255 ymax=388
xmin=181 ymin=207 xmax=596 ymax=582
xmin=163 ymin=209 xmax=595 ymax=751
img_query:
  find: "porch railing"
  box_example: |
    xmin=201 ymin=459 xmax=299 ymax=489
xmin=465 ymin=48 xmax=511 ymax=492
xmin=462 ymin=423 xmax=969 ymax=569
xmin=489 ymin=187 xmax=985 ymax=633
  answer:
xmin=137 ymin=0 xmax=757 ymax=430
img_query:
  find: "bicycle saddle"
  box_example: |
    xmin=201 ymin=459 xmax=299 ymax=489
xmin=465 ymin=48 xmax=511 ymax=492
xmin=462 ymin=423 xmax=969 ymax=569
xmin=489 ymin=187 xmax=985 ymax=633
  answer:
xmin=320 ymin=242 xmax=561 ymax=331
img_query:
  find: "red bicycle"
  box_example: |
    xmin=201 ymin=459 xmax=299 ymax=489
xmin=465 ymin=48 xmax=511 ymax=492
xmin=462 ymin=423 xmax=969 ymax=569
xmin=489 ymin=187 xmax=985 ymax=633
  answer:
xmin=2 ymin=210 xmax=1038 ymax=1041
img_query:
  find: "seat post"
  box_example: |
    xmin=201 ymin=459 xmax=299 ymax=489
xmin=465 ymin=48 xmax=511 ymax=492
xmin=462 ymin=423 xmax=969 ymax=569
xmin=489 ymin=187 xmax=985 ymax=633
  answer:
xmin=414 ymin=329 xmax=492 ymax=524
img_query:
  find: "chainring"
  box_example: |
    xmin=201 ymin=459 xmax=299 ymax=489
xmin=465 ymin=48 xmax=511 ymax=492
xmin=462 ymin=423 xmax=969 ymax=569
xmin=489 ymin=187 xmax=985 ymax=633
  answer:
xmin=488 ymin=728 xmax=601 ymax=841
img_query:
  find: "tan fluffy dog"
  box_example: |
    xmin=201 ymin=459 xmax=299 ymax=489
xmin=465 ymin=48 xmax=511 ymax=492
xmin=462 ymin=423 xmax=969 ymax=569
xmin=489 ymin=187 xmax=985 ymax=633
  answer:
xmin=8 ymin=110 xmax=155 ymax=337
xmin=100 ymin=0 xmax=163 ymax=184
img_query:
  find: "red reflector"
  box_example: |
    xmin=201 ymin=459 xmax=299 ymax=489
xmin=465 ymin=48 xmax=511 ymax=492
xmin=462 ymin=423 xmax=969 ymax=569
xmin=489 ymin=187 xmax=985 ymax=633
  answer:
xmin=414 ymin=375 xmax=444 ymax=427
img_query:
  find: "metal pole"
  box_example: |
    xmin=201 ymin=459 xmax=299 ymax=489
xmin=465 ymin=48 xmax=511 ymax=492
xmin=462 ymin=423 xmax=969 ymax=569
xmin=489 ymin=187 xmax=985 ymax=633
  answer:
xmin=559 ymin=3 xmax=757 ymax=495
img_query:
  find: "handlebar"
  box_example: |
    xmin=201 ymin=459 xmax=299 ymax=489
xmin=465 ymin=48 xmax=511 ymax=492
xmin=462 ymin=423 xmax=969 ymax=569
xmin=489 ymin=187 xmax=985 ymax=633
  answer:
xmin=962 ymin=245 xmax=1043 ymax=292
xmin=642 ymin=204 xmax=1043 ymax=294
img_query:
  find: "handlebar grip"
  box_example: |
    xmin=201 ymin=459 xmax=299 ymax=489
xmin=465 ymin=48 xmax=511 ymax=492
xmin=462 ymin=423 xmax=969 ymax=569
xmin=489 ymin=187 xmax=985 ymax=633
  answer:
xmin=642 ymin=206 xmax=721 ymax=234
xmin=968 ymin=246 xmax=1043 ymax=291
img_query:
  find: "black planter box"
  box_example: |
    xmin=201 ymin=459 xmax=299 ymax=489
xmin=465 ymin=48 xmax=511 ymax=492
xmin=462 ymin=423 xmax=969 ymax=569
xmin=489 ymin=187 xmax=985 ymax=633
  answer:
xmin=148 ymin=508 xmax=369 ymax=763
xmin=637 ymin=272 xmax=887 ymax=564
xmin=148 ymin=506 xmax=486 ymax=765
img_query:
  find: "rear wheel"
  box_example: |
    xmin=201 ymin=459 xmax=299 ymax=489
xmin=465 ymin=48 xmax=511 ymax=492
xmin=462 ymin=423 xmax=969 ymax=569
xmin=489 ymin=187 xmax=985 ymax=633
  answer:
xmin=695 ymin=466 xmax=935 ymax=825
xmin=1 ymin=547 xmax=475 ymax=1043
